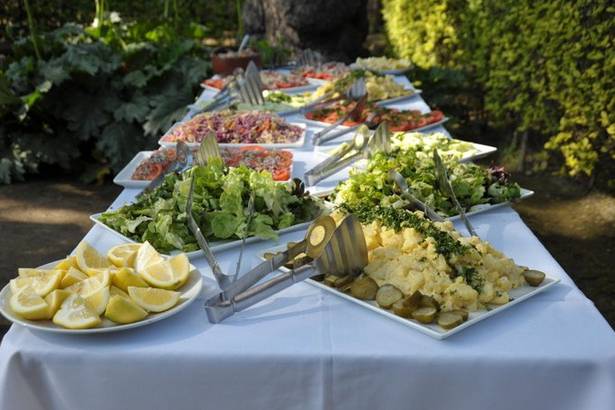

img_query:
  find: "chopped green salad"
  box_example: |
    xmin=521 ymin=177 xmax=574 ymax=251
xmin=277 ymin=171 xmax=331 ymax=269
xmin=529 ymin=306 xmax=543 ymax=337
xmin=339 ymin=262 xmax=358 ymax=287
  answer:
xmin=332 ymin=145 xmax=521 ymax=218
xmin=390 ymin=132 xmax=477 ymax=160
xmin=100 ymin=159 xmax=322 ymax=252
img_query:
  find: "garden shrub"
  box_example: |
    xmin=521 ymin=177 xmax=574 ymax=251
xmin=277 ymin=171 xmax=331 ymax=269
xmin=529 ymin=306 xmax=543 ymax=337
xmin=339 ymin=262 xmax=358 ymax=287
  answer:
xmin=0 ymin=19 xmax=210 ymax=184
xmin=383 ymin=0 xmax=614 ymax=184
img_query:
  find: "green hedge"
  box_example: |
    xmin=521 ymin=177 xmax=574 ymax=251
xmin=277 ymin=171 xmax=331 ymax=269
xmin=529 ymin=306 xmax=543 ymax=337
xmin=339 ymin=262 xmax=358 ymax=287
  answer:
xmin=383 ymin=0 xmax=614 ymax=182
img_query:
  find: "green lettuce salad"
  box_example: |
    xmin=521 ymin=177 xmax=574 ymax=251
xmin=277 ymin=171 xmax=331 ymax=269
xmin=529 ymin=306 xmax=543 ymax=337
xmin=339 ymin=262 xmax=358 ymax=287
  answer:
xmin=100 ymin=159 xmax=322 ymax=252
xmin=333 ymin=147 xmax=521 ymax=218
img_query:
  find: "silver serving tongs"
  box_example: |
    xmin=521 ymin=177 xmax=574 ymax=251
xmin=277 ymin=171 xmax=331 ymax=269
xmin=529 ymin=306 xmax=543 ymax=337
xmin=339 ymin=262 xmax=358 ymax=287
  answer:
xmin=233 ymin=61 xmax=266 ymax=105
xmin=296 ymin=49 xmax=324 ymax=68
xmin=433 ymin=149 xmax=477 ymax=236
xmin=388 ymin=170 xmax=445 ymax=222
xmin=312 ymin=78 xmax=367 ymax=145
xmin=204 ymin=213 xmax=368 ymax=323
xmin=137 ymin=141 xmax=191 ymax=198
xmin=304 ymin=122 xmax=391 ymax=186
xmin=185 ymin=134 xmax=233 ymax=290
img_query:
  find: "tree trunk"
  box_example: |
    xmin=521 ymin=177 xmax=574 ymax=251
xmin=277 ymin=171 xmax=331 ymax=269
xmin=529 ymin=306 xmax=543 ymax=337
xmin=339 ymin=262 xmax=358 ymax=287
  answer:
xmin=243 ymin=0 xmax=369 ymax=62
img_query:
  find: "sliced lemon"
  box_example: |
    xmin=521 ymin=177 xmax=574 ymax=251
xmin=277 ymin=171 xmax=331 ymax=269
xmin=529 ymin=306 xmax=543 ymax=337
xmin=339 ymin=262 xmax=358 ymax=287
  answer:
xmin=10 ymin=287 xmax=50 ymax=320
xmin=52 ymin=294 xmax=101 ymax=329
xmin=60 ymin=266 xmax=88 ymax=289
xmin=168 ymin=253 xmax=191 ymax=289
xmin=107 ymin=243 xmax=141 ymax=268
xmin=75 ymin=241 xmax=111 ymax=276
xmin=84 ymin=286 xmax=110 ymax=316
xmin=140 ymin=253 xmax=190 ymax=290
xmin=110 ymin=285 xmax=129 ymax=299
xmin=93 ymin=270 xmax=111 ymax=287
xmin=53 ymin=258 xmax=73 ymax=271
xmin=10 ymin=270 xmax=62 ymax=297
xmin=111 ymin=267 xmax=148 ymax=291
xmin=134 ymin=241 xmax=163 ymax=275
xmin=44 ymin=289 xmax=72 ymax=317
xmin=127 ymin=287 xmax=180 ymax=313
xmin=66 ymin=275 xmax=110 ymax=315
xmin=104 ymin=295 xmax=148 ymax=324
xmin=18 ymin=268 xmax=63 ymax=278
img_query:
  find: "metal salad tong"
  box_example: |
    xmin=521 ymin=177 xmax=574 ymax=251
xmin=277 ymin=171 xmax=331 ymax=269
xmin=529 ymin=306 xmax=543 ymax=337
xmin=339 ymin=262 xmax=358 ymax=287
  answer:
xmin=304 ymin=122 xmax=391 ymax=186
xmin=433 ymin=149 xmax=477 ymax=236
xmin=204 ymin=213 xmax=368 ymax=323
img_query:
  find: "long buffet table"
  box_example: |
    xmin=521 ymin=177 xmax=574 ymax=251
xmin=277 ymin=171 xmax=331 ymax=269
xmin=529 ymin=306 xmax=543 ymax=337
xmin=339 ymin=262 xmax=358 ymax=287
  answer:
xmin=1 ymin=75 xmax=614 ymax=410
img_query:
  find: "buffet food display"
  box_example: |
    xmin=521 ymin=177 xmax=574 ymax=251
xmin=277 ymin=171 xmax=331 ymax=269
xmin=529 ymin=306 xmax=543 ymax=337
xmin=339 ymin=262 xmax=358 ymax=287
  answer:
xmin=332 ymin=144 xmax=521 ymax=218
xmin=305 ymin=99 xmax=445 ymax=131
xmin=1 ymin=56 xmax=558 ymax=340
xmin=2 ymin=241 xmax=201 ymax=331
xmin=293 ymin=62 xmax=351 ymax=81
xmin=99 ymin=160 xmax=322 ymax=253
xmin=314 ymin=70 xmax=415 ymax=102
xmin=203 ymin=70 xmax=310 ymax=90
xmin=131 ymin=146 xmax=293 ymax=182
xmin=161 ymin=111 xmax=304 ymax=145
xmin=354 ymin=56 xmax=413 ymax=74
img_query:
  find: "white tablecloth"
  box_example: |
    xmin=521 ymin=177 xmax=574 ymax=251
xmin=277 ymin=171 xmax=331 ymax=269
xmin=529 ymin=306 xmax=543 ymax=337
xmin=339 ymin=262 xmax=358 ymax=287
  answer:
xmin=1 ymin=76 xmax=614 ymax=410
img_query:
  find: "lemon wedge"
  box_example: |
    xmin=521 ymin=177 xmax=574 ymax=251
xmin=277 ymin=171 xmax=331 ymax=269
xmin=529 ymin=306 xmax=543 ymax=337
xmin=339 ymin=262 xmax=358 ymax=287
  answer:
xmin=59 ymin=266 xmax=88 ymax=288
xmin=128 ymin=287 xmax=180 ymax=313
xmin=134 ymin=241 xmax=163 ymax=274
xmin=66 ymin=276 xmax=110 ymax=315
xmin=10 ymin=270 xmax=62 ymax=297
xmin=9 ymin=287 xmax=50 ymax=320
xmin=44 ymin=289 xmax=72 ymax=317
xmin=111 ymin=267 xmax=148 ymax=291
xmin=75 ymin=241 xmax=111 ymax=276
xmin=53 ymin=294 xmax=101 ymax=329
xmin=104 ymin=295 xmax=148 ymax=324
xmin=53 ymin=258 xmax=73 ymax=271
xmin=110 ymin=285 xmax=129 ymax=299
xmin=140 ymin=253 xmax=190 ymax=290
xmin=107 ymin=243 xmax=141 ymax=268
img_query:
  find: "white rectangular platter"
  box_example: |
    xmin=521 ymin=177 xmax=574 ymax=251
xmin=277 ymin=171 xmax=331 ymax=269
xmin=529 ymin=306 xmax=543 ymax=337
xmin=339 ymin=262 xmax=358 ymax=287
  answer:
xmin=90 ymin=213 xmax=314 ymax=259
xmin=158 ymin=122 xmax=307 ymax=149
xmin=201 ymin=82 xmax=318 ymax=95
xmin=113 ymin=149 xmax=295 ymax=189
xmin=259 ymin=245 xmax=560 ymax=340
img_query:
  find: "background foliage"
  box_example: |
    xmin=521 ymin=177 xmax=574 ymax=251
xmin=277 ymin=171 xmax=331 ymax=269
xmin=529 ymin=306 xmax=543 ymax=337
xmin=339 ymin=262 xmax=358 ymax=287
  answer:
xmin=0 ymin=0 xmax=242 ymax=184
xmin=383 ymin=0 xmax=614 ymax=186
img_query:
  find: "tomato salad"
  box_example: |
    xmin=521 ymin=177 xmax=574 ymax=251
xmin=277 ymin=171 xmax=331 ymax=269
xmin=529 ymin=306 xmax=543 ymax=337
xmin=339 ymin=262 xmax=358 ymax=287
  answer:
xmin=132 ymin=146 xmax=293 ymax=182
xmin=305 ymin=100 xmax=445 ymax=132
xmin=202 ymin=70 xmax=309 ymax=90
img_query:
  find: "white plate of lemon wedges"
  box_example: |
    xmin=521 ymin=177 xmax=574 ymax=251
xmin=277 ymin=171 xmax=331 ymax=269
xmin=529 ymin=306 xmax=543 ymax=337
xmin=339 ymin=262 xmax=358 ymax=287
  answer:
xmin=0 ymin=241 xmax=203 ymax=334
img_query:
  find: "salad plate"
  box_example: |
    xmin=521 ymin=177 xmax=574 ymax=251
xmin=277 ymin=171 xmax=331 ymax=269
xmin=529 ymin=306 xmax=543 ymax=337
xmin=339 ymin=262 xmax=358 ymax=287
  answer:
xmin=113 ymin=149 xmax=295 ymax=189
xmin=350 ymin=62 xmax=413 ymax=76
xmin=90 ymin=213 xmax=316 ymax=259
xmin=0 ymin=260 xmax=203 ymax=334
xmin=258 ymin=245 xmax=560 ymax=340
xmin=302 ymin=116 xmax=450 ymax=141
xmin=158 ymin=122 xmax=307 ymax=149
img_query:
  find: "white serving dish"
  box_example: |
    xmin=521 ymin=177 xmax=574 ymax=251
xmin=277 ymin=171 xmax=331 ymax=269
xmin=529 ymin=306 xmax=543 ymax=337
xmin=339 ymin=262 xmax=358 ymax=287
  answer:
xmin=113 ymin=149 xmax=295 ymax=189
xmin=89 ymin=213 xmax=316 ymax=259
xmin=201 ymin=81 xmax=317 ymax=95
xmin=448 ymin=188 xmax=535 ymax=221
xmin=0 ymin=260 xmax=203 ymax=334
xmin=158 ymin=122 xmax=307 ymax=149
xmin=259 ymin=245 xmax=560 ymax=340
xmin=301 ymin=116 xmax=449 ymax=136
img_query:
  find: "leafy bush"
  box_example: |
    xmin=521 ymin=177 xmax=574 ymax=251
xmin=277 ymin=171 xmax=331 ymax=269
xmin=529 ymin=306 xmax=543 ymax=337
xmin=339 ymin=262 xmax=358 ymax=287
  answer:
xmin=383 ymin=0 xmax=615 ymax=184
xmin=0 ymin=19 xmax=210 ymax=184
